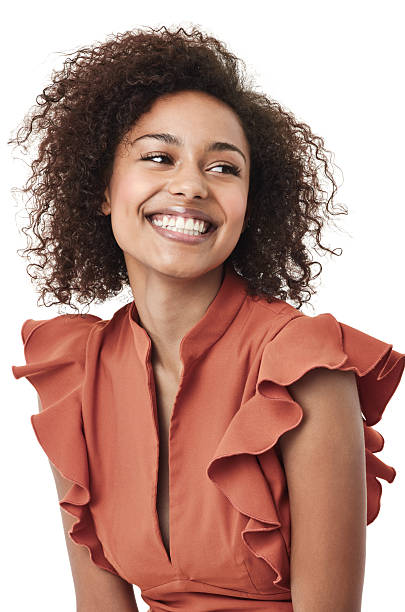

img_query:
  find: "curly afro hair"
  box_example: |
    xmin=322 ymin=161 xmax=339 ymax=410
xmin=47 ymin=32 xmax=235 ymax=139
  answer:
xmin=9 ymin=24 xmax=347 ymax=314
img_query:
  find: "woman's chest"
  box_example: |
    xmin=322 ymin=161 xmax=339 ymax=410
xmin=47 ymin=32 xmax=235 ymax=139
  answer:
xmin=87 ymin=347 xmax=291 ymax=595
xmin=153 ymin=365 xmax=181 ymax=561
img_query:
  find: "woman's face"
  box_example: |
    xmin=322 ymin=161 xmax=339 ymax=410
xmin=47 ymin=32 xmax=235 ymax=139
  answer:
xmin=102 ymin=89 xmax=251 ymax=281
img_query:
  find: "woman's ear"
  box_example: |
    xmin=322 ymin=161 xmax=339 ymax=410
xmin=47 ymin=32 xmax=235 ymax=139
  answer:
xmin=100 ymin=187 xmax=111 ymax=215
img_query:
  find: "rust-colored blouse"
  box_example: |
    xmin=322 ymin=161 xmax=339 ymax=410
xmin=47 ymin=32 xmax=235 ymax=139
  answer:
xmin=12 ymin=264 xmax=405 ymax=611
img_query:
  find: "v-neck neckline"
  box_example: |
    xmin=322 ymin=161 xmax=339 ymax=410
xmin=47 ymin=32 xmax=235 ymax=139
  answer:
xmin=124 ymin=263 xmax=249 ymax=568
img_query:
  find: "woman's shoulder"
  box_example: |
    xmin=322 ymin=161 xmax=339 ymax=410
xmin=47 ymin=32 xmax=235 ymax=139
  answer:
xmin=252 ymin=298 xmax=405 ymax=399
xmin=246 ymin=296 xmax=405 ymax=438
xmin=19 ymin=312 xmax=103 ymax=346
xmin=11 ymin=312 xmax=106 ymax=387
xmin=249 ymin=296 xmax=404 ymax=367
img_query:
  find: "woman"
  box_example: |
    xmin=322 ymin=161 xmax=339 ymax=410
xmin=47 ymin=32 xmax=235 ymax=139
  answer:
xmin=11 ymin=25 xmax=405 ymax=611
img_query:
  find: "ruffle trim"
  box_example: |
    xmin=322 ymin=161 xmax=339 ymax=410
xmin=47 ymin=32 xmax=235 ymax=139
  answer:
xmin=206 ymin=312 xmax=404 ymax=592
xmin=12 ymin=316 xmax=118 ymax=575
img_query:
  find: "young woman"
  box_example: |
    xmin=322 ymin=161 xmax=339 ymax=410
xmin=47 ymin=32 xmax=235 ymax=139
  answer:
xmin=11 ymin=25 xmax=405 ymax=612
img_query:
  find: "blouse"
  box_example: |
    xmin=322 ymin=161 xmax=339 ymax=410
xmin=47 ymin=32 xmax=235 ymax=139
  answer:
xmin=12 ymin=262 xmax=405 ymax=611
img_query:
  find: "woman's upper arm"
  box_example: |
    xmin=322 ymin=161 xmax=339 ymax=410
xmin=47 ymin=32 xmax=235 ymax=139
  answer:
xmin=279 ymin=368 xmax=366 ymax=612
xmin=37 ymin=395 xmax=139 ymax=612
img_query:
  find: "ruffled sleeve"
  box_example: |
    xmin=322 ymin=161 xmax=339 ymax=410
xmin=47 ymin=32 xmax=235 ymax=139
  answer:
xmin=11 ymin=314 xmax=119 ymax=576
xmin=261 ymin=313 xmax=405 ymax=518
xmin=207 ymin=312 xmax=405 ymax=593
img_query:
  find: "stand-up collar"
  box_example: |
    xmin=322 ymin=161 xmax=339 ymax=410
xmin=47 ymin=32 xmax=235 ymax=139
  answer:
xmin=127 ymin=263 xmax=249 ymax=366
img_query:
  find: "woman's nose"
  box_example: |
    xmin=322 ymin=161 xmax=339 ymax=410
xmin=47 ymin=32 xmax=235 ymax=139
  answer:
xmin=167 ymin=162 xmax=209 ymax=200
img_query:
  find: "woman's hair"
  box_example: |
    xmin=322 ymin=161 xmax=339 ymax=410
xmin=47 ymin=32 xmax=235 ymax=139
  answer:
xmin=9 ymin=24 xmax=347 ymax=313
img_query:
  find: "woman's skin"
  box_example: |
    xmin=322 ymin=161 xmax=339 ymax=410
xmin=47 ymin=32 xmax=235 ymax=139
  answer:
xmin=101 ymin=89 xmax=251 ymax=378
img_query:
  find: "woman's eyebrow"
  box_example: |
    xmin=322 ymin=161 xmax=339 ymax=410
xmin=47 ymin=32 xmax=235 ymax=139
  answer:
xmin=131 ymin=132 xmax=247 ymax=164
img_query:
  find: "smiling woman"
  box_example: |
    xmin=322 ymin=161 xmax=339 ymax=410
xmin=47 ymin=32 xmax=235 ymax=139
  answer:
xmin=9 ymin=24 xmax=405 ymax=612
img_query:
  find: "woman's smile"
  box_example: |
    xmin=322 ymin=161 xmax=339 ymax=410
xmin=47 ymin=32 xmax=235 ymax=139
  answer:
xmin=145 ymin=212 xmax=218 ymax=245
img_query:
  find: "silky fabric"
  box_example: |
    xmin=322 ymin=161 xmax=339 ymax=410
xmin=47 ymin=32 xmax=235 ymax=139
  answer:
xmin=12 ymin=263 xmax=405 ymax=611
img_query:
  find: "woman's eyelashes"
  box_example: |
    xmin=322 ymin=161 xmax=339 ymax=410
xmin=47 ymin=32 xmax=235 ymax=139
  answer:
xmin=139 ymin=152 xmax=241 ymax=176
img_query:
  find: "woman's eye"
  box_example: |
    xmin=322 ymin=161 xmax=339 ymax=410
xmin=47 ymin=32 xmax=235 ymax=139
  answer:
xmin=210 ymin=164 xmax=241 ymax=176
xmin=140 ymin=153 xmax=240 ymax=176
xmin=140 ymin=153 xmax=170 ymax=163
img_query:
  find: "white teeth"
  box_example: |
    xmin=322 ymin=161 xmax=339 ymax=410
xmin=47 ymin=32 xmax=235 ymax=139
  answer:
xmin=150 ymin=217 xmax=208 ymax=236
xmin=149 ymin=214 xmax=211 ymax=236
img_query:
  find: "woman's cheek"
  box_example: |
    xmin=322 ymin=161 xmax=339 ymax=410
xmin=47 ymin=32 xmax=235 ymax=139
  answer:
xmin=225 ymin=195 xmax=248 ymax=225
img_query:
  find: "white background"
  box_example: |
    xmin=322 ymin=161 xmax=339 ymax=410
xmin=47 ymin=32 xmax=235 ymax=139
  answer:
xmin=2 ymin=1 xmax=404 ymax=610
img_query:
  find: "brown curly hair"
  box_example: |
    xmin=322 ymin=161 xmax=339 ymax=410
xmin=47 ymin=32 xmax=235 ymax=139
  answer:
xmin=9 ymin=24 xmax=347 ymax=314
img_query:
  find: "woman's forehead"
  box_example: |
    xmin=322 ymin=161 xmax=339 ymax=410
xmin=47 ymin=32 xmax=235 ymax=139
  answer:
xmin=126 ymin=91 xmax=250 ymax=154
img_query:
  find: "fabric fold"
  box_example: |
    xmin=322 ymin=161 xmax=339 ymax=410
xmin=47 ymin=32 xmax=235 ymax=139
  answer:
xmin=12 ymin=315 xmax=119 ymax=575
xmin=259 ymin=313 xmax=404 ymax=524
xmin=206 ymin=391 xmax=300 ymax=592
xmin=207 ymin=312 xmax=404 ymax=592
